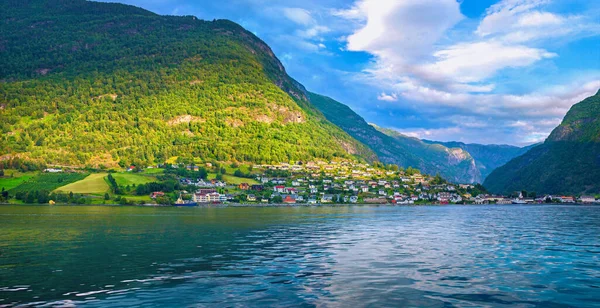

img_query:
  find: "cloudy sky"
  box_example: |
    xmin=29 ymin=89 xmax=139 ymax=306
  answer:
xmin=105 ymin=0 xmax=599 ymax=146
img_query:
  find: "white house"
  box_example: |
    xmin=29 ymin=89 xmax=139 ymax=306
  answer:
xmin=580 ymin=196 xmax=596 ymax=203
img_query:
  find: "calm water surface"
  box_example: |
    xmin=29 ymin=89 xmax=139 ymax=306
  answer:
xmin=0 ymin=205 xmax=599 ymax=307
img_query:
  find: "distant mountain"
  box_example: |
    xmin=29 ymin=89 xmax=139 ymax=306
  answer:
xmin=308 ymin=92 xmax=481 ymax=183
xmin=484 ymin=90 xmax=600 ymax=195
xmin=0 ymin=0 xmax=376 ymax=167
xmin=422 ymin=141 xmax=536 ymax=180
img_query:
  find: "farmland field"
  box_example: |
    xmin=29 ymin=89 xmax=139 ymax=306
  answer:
xmin=122 ymin=195 xmax=152 ymax=202
xmin=141 ymin=168 xmax=164 ymax=175
xmin=207 ymin=173 xmax=258 ymax=185
xmin=9 ymin=173 xmax=89 ymax=193
xmin=111 ymin=173 xmax=156 ymax=186
xmin=55 ymin=173 xmax=110 ymax=194
xmin=0 ymin=172 xmax=36 ymax=191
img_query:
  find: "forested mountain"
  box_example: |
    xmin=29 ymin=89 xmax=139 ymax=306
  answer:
xmin=308 ymin=92 xmax=482 ymax=183
xmin=422 ymin=141 xmax=536 ymax=180
xmin=484 ymin=90 xmax=600 ymax=195
xmin=0 ymin=0 xmax=376 ymax=168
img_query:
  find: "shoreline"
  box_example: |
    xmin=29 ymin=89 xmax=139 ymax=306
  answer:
xmin=1 ymin=202 xmax=596 ymax=207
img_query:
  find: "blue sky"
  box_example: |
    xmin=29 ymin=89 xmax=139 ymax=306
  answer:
xmin=105 ymin=0 xmax=599 ymax=146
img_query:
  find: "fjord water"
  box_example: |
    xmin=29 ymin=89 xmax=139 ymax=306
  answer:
xmin=1 ymin=205 xmax=599 ymax=307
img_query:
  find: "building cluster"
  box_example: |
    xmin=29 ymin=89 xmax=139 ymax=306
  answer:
xmin=179 ymin=178 xmax=227 ymax=188
xmin=471 ymin=193 xmax=599 ymax=205
xmin=153 ymin=160 xmax=599 ymax=206
xmin=170 ymin=160 xmax=464 ymax=205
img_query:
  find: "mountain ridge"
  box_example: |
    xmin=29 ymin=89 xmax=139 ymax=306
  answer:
xmin=0 ymin=0 xmax=377 ymax=168
xmin=421 ymin=140 xmax=536 ymax=180
xmin=484 ymin=90 xmax=600 ymax=194
xmin=308 ymin=92 xmax=484 ymax=183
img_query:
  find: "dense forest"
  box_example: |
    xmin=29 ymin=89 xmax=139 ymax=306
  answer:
xmin=0 ymin=0 xmax=375 ymax=168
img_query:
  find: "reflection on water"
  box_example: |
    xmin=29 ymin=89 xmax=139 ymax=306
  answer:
xmin=0 ymin=205 xmax=599 ymax=307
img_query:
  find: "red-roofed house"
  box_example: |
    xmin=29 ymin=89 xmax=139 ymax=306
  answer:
xmin=150 ymin=192 xmax=165 ymax=199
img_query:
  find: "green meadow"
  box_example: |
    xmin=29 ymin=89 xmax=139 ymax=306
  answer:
xmin=0 ymin=171 xmax=36 ymax=191
xmin=111 ymin=173 xmax=156 ymax=186
xmin=207 ymin=173 xmax=258 ymax=185
xmin=55 ymin=173 xmax=110 ymax=194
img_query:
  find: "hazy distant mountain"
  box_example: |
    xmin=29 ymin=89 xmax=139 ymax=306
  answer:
xmin=423 ymin=141 xmax=537 ymax=180
xmin=484 ymin=90 xmax=600 ymax=195
xmin=308 ymin=92 xmax=481 ymax=183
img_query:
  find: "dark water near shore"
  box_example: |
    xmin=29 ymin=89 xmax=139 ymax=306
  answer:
xmin=1 ymin=205 xmax=599 ymax=307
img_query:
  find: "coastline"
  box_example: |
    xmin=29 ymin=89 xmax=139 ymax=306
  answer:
xmin=1 ymin=202 xmax=596 ymax=207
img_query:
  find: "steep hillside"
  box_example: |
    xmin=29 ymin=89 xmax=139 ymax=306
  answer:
xmin=484 ymin=90 xmax=600 ymax=194
xmin=423 ymin=141 xmax=536 ymax=179
xmin=308 ymin=92 xmax=481 ymax=183
xmin=0 ymin=0 xmax=375 ymax=167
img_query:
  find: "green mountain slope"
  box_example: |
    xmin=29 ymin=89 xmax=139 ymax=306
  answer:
xmin=484 ymin=90 xmax=600 ymax=195
xmin=423 ymin=141 xmax=536 ymax=180
xmin=308 ymin=92 xmax=481 ymax=183
xmin=0 ymin=0 xmax=376 ymax=167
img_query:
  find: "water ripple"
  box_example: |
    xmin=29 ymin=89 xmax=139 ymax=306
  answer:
xmin=0 ymin=205 xmax=599 ymax=307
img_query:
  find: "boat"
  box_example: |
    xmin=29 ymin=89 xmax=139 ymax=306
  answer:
xmin=174 ymin=193 xmax=197 ymax=206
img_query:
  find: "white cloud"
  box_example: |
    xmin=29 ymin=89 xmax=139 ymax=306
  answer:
xmin=418 ymin=41 xmax=556 ymax=84
xmin=517 ymin=11 xmax=563 ymax=27
xmin=341 ymin=0 xmax=463 ymax=59
xmin=377 ymin=92 xmax=398 ymax=102
xmin=476 ymin=0 xmax=550 ymax=37
xmin=282 ymin=8 xmax=314 ymax=25
xmin=475 ymin=0 xmax=599 ymax=43
xmin=338 ymin=0 xmax=599 ymax=92
xmin=334 ymin=0 xmax=600 ymax=144
xmin=335 ymin=0 xmax=561 ymax=95
xmin=297 ymin=25 xmax=330 ymax=38
xmin=393 ymin=79 xmax=600 ymax=143
xmin=391 ymin=126 xmax=464 ymax=141
xmin=398 ymin=79 xmax=600 ymax=115
xmin=278 ymin=7 xmax=333 ymax=53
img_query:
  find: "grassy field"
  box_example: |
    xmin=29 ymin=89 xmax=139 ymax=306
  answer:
xmin=55 ymin=173 xmax=110 ymax=194
xmin=208 ymin=173 xmax=258 ymax=185
xmin=9 ymin=172 xmax=90 ymax=193
xmin=111 ymin=173 xmax=156 ymax=186
xmin=142 ymin=168 xmax=164 ymax=175
xmin=122 ymin=195 xmax=152 ymax=202
xmin=0 ymin=172 xmax=37 ymax=191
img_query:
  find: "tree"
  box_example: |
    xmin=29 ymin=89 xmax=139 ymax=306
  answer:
xmin=198 ymin=167 xmax=208 ymax=179
xmin=25 ymin=192 xmax=36 ymax=203
xmin=432 ymin=174 xmax=445 ymax=185
xmin=156 ymin=196 xmax=171 ymax=205
xmin=0 ymin=169 xmax=4 ymax=177
xmin=272 ymin=195 xmax=283 ymax=203
xmin=530 ymin=192 xmax=537 ymax=199
xmin=104 ymin=193 xmax=110 ymax=200
xmin=37 ymin=191 xmax=50 ymax=204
